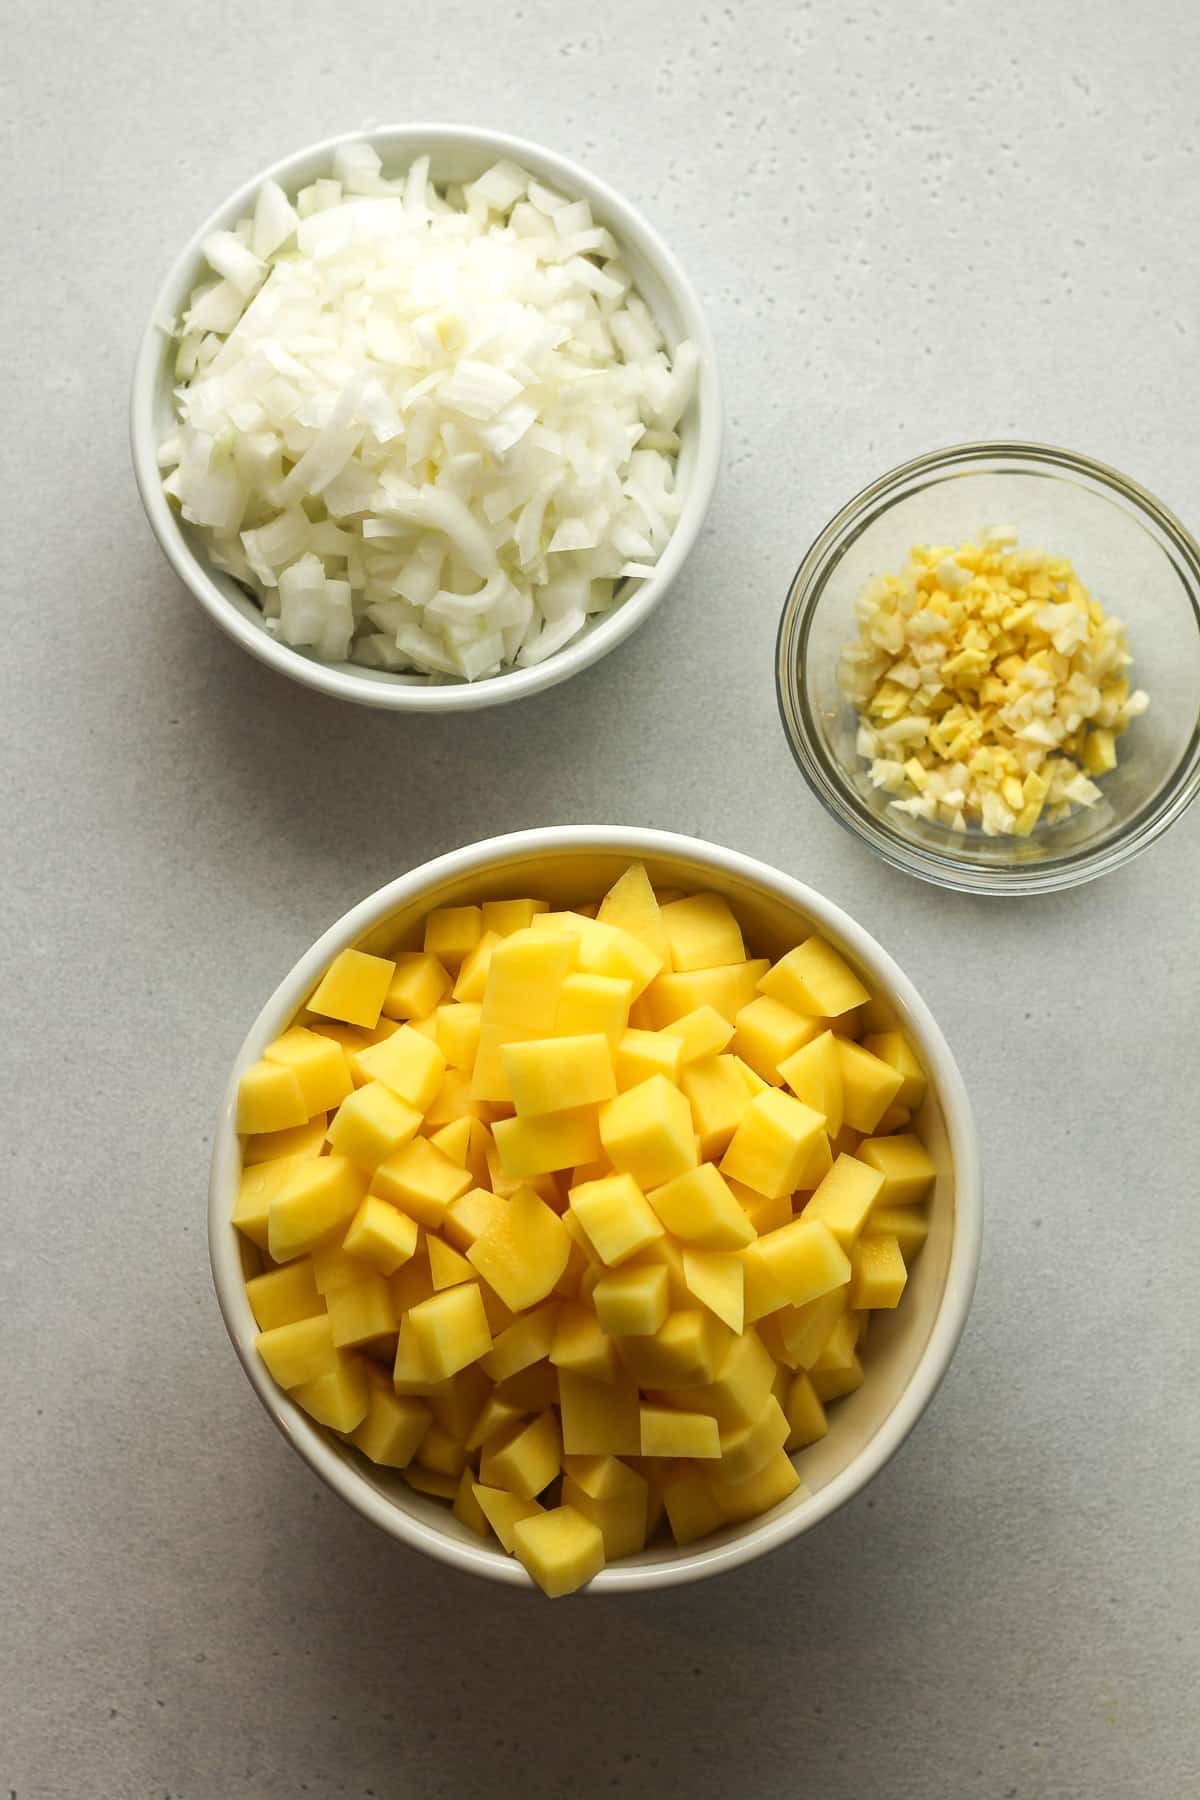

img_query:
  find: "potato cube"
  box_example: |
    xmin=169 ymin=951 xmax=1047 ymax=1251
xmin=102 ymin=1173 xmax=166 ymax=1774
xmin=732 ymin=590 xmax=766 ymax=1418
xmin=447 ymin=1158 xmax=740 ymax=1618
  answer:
xmin=234 ymin=1152 xmax=310 ymax=1248
xmin=427 ymin=1234 xmax=475 ymax=1291
xmin=850 ymin=1233 xmax=908 ymax=1309
xmin=720 ymin=1089 xmax=826 ymax=1200
xmin=742 ymin=1217 xmax=850 ymax=1322
xmin=561 ymin=1470 xmax=648 ymax=1560
xmin=435 ymin=1002 xmax=483 ymax=1070
xmin=797 ymin=1129 xmax=834 ymax=1192
xmin=256 ymin=1314 xmax=338 ymax=1389
xmin=473 ymin=1483 xmax=544 ymax=1552
xmin=784 ymin=1371 xmax=828 ymax=1449
xmin=502 ymin=1034 xmax=616 ymax=1117
xmin=428 ymin=1363 xmax=491 ymax=1440
xmin=549 ymin=1302 xmax=620 ymax=1382
xmin=354 ymin=1025 xmax=445 ymax=1112
xmin=480 ymin=1409 xmax=562 ymax=1499
xmin=858 ymin=1133 xmax=936 ymax=1204
xmin=309 ymin=947 xmax=396 ymax=1030
xmin=392 ymin=1313 xmax=436 ymax=1394
xmin=564 ymin=917 xmax=663 ymax=999
xmin=465 ymin=1393 xmax=525 ymax=1454
xmin=481 ymin=1299 xmax=560 ymax=1384
xmin=758 ymin=937 xmax=869 ymax=1018
xmin=599 ymin=1076 xmax=698 ymax=1190
xmin=388 ymin=1250 xmax=435 ymax=1315
xmin=618 ymin=1309 xmax=733 ymax=1389
xmin=647 ymin=960 xmax=770 ymax=1028
xmin=810 ymin=1312 xmax=865 ymax=1400
xmin=427 ymin=1116 xmax=470 ymax=1169
xmin=666 ymin=1005 xmax=735 ymax=1066
xmin=554 ymin=973 xmax=632 ymax=1046
xmin=326 ymin=1272 xmax=398 ymax=1347
xmin=415 ymin=1420 xmax=469 ymax=1480
xmin=452 ymin=1469 xmax=491 ymax=1537
xmin=467 ymin=1186 xmax=571 ymax=1312
xmin=678 ymin=1055 xmax=751 ymax=1159
xmin=452 ymin=931 xmax=501 ymax=1004
xmin=443 ymin=1185 xmax=508 ymax=1251
xmin=558 ymin=1369 xmax=641 ymax=1455
xmin=404 ymin=1465 xmax=460 ymax=1500
xmin=481 ymin=897 xmax=549 ymax=937
xmin=614 ymin=1029 xmax=683 ymax=1090
xmin=724 ymin=1176 xmax=791 ymax=1237
xmin=263 ymin=1026 xmax=354 ymax=1115
xmin=596 ymin=861 xmax=670 ymax=964
xmin=660 ymin=1325 xmax=776 ymax=1429
xmin=661 ymin=893 xmax=746 ymax=972
xmin=646 ymin=1164 xmax=754 ymax=1250
xmin=373 ymin=1136 xmax=472 ymax=1228
xmin=493 ymin=1106 xmax=602 ymax=1178
xmin=422 ymin=904 xmax=484 ymax=969
xmin=707 ymin=1447 xmax=802 ymax=1524
xmin=245 ymin=1260 xmax=323 ymax=1331
xmin=268 ymin=1156 xmax=368 ymax=1263
xmin=568 ymin=1172 xmax=663 ymax=1267
xmin=663 ymin=1462 xmax=725 ymax=1545
xmin=639 ymin=1404 xmax=721 ymax=1459
xmin=802 ymin=1154 xmax=884 ymax=1245
xmin=293 ymin=1352 xmax=370 ymax=1432
xmin=681 ymin=1248 xmax=744 ymax=1334
xmin=241 ymin=1113 xmax=328 ymax=1167
xmin=351 ymin=1384 xmax=431 ymax=1467
xmin=512 ymin=1505 xmax=605 ymax=1597
xmin=305 ymin=1022 xmax=378 ymax=1089
xmin=482 ymin=929 xmax=576 ymax=1029
xmin=778 ymin=1030 xmax=844 ymax=1137
xmin=774 ymin=1289 xmax=846 ymax=1369
xmin=716 ymin=1393 xmax=790 ymax=1485
xmin=312 ymin=1241 xmax=371 ymax=1294
xmin=408 ymin=1283 xmax=493 ymax=1382
xmin=593 ymin=1263 xmax=670 ymax=1337
xmin=236 ymin=1059 xmax=309 ymax=1136
xmin=732 ymin=996 xmax=822 ymax=1084
xmin=326 ymin=1082 xmax=422 ymax=1171
xmin=836 ymin=1040 xmax=905 ymax=1134
xmin=861 ymin=1032 xmax=927 ymax=1110
xmin=382 ymin=952 xmax=451 ymax=1022
xmin=494 ymin=1359 xmax=559 ymax=1413
xmin=865 ymin=1205 xmax=930 ymax=1262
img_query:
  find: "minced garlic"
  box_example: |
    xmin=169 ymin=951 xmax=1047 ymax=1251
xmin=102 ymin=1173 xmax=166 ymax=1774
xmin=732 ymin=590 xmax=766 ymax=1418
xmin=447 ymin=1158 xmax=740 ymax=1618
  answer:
xmin=838 ymin=528 xmax=1149 ymax=837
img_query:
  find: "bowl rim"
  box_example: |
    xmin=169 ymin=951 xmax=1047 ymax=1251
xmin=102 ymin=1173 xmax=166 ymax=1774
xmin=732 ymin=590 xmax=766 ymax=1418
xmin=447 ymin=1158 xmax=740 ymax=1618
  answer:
xmin=776 ymin=438 xmax=1200 ymax=895
xmin=208 ymin=825 xmax=984 ymax=1593
xmin=130 ymin=122 xmax=723 ymax=713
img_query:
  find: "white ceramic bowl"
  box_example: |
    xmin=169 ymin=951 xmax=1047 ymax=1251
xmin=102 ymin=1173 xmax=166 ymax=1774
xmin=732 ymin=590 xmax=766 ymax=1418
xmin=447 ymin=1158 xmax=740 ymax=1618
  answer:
xmin=130 ymin=125 xmax=722 ymax=711
xmin=209 ymin=827 xmax=982 ymax=1592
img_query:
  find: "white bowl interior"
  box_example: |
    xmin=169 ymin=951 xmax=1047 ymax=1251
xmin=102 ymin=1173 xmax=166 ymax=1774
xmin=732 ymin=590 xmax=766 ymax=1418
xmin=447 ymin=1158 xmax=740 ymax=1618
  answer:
xmin=209 ymin=830 xmax=980 ymax=1591
xmin=133 ymin=126 xmax=721 ymax=710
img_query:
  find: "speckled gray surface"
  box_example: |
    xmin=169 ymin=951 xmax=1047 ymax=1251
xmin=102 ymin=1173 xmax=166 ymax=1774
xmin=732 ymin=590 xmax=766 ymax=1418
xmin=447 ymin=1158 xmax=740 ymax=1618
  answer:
xmin=3 ymin=2 xmax=1199 ymax=1795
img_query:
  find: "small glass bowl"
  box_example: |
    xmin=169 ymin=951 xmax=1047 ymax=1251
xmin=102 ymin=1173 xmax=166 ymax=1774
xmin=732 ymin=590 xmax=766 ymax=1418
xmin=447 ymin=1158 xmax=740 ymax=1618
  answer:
xmin=776 ymin=442 xmax=1200 ymax=895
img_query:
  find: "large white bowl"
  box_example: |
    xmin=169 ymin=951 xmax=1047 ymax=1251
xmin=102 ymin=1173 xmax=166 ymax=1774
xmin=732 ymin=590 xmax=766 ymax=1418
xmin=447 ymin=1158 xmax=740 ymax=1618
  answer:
xmin=210 ymin=827 xmax=982 ymax=1592
xmin=131 ymin=125 xmax=722 ymax=711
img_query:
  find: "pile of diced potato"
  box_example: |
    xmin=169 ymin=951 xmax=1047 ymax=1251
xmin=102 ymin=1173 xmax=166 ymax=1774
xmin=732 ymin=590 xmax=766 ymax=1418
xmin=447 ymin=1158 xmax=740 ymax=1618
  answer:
xmin=233 ymin=865 xmax=936 ymax=1597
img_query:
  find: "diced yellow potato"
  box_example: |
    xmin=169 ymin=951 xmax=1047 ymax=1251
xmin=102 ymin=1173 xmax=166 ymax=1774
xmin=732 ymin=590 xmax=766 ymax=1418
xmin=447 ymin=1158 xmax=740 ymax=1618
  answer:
xmin=467 ymin=1186 xmax=571 ymax=1312
xmin=482 ymin=929 xmax=576 ymax=1029
xmin=661 ymin=892 xmax=746 ymax=972
xmin=408 ymin=1283 xmax=493 ymax=1382
xmin=404 ymin=1465 xmax=460 ymax=1500
xmin=312 ymin=1241 xmax=371 ymax=1294
xmin=647 ymin=960 xmax=770 ymax=1028
xmin=758 ymin=936 xmax=869 ymax=1018
xmin=742 ymin=1218 xmax=851 ymax=1322
xmin=268 ymin=1156 xmax=368 ymax=1263
xmin=558 ymin=1368 xmax=641 ymax=1455
xmin=638 ymin=1403 xmax=719 ymax=1461
xmin=596 ymin=861 xmax=670 ymax=964
xmin=716 ymin=1392 xmax=790 ymax=1485
xmin=679 ymin=1055 xmax=753 ymax=1159
xmin=661 ymin=1462 xmax=723 ymax=1544
xmin=660 ymin=1324 xmax=777 ymax=1429
xmin=614 ymin=1028 xmax=683 ymax=1090
xmin=733 ymin=1056 xmax=770 ymax=1096
xmin=732 ymin=996 xmax=822 ymax=1084
xmin=858 ymin=1133 xmax=936 ymax=1204
xmin=861 ymin=1032 xmax=927 ymax=1110
xmin=681 ymin=1248 xmax=744 ymax=1333
xmin=549 ymin=1302 xmax=620 ymax=1382
xmin=480 ymin=1409 xmax=562 ymax=1499
xmin=1082 ymin=727 xmax=1117 ymax=776
xmin=442 ymin=1185 xmax=507 ymax=1252
xmin=408 ymin=1014 xmax=442 ymax=1047
xmin=774 ymin=1289 xmax=846 ymax=1369
xmin=560 ymin=916 xmax=663 ymax=999
xmin=593 ymin=1263 xmax=670 ymax=1337
xmin=427 ymin=1114 xmax=470 ymax=1165
xmin=836 ymin=1039 xmax=905 ymax=1133
xmin=465 ymin=1392 xmax=525 ymax=1454
xmin=420 ymin=1069 xmax=483 ymax=1127
xmin=373 ymin=1135 xmax=472 ymax=1228
xmin=427 ymin=1234 xmax=475 ymax=1290
xmin=512 ymin=1504 xmax=605 ymax=1597
xmin=473 ymin=1483 xmax=544 ymax=1552
xmin=554 ymin=973 xmax=632 ymax=1046
xmin=245 ymin=1260 xmax=323 ymax=1331
xmin=453 ymin=1468 xmax=491 ymax=1537
xmin=233 ymin=1152 xmax=310 ymax=1248
xmin=354 ymin=1024 xmax=445 ymax=1112
xmin=802 ymin=1153 xmax=884 ymax=1245
xmin=784 ymin=1370 xmax=828 ymax=1449
xmin=428 ymin=1363 xmax=491 ymax=1440
xmin=310 ymin=947 xmax=396 ymax=1029
xmin=351 ymin=1383 xmax=431 ymax=1467
xmin=811 ymin=1347 xmax=864 ymax=1401
xmin=304 ymin=1021 xmax=378 ymax=1087
xmin=502 ymin=1034 xmax=617 ymax=1117
xmin=392 ymin=1313 xmax=436 ymax=1394
xmin=707 ymin=1447 xmax=802 ymax=1524
xmin=865 ymin=1204 xmax=930 ymax=1262
xmin=481 ymin=897 xmax=549 ymax=937
xmin=599 ymin=1075 xmax=698 ymax=1190
xmin=811 ymin=1309 xmax=859 ymax=1379
xmin=326 ymin=1272 xmax=398 ymax=1347
xmin=626 ymin=1231 xmax=689 ymax=1308
xmin=720 ymin=1088 xmax=826 ymax=1200
xmin=263 ymin=1026 xmax=354 ymax=1115
xmin=568 ymin=1171 xmax=664 ymax=1267
xmin=236 ymin=1059 xmax=309 ymax=1136
xmin=874 ymin=1100 xmax=912 ymax=1135
xmin=495 ymin=1359 xmax=561 ymax=1414
xmin=389 ymin=1248 xmax=435 ymax=1313
xmin=452 ymin=931 xmax=501 ymax=1004
xmin=293 ymin=1352 xmax=370 ymax=1432
xmin=418 ymin=1421 xmax=468 ymax=1479
xmin=423 ymin=904 xmax=483 ymax=969
xmin=561 ymin=1463 xmax=648 ymax=1559
xmin=256 ymin=1314 xmax=338 ymax=1389
xmin=469 ymin=1019 xmax=531 ymax=1104
xmin=480 ymin=1299 xmax=560 ymax=1384
xmin=646 ymin=1163 xmax=754 ymax=1250
xmin=666 ymin=1005 xmax=735 ymax=1066
xmin=326 ymin=1081 xmax=422 ymax=1171
xmin=241 ymin=1113 xmax=328 ymax=1166
xmin=850 ymin=1233 xmax=908 ymax=1309
xmin=724 ymin=1176 xmax=791 ymax=1237
xmin=618 ymin=1309 xmax=733 ymax=1389
xmin=341 ymin=1196 xmax=420 ymax=1277
xmin=796 ymin=1128 xmax=834 ymax=1192
xmin=434 ymin=1001 xmax=483 ymax=1070
xmin=493 ymin=1106 xmax=602 ymax=1178
xmin=778 ymin=1029 xmax=844 ymax=1138
xmin=382 ymin=951 xmax=451 ymax=1022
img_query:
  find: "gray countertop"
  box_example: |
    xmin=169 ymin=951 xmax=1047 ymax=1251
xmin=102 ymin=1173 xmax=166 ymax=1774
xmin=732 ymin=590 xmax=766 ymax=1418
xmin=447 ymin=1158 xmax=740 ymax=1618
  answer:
xmin=4 ymin=2 xmax=1198 ymax=1795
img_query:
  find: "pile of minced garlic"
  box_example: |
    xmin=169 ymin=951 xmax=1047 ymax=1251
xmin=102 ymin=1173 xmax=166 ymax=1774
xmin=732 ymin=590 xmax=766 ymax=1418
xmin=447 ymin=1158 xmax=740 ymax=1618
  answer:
xmin=838 ymin=528 xmax=1149 ymax=837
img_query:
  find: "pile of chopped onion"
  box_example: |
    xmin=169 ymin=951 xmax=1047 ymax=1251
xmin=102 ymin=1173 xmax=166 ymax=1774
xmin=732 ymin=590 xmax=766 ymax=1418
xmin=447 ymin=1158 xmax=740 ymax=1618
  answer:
xmin=159 ymin=145 xmax=697 ymax=680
